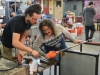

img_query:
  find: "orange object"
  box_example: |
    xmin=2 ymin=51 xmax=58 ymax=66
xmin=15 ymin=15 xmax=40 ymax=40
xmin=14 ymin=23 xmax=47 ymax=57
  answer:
xmin=47 ymin=51 xmax=57 ymax=58
xmin=77 ymin=27 xmax=83 ymax=35
xmin=68 ymin=29 xmax=75 ymax=33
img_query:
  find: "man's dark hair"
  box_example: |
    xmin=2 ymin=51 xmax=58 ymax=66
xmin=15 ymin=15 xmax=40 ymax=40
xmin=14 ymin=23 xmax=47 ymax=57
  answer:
xmin=25 ymin=4 xmax=42 ymax=17
xmin=88 ymin=2 xmax=94 ymax=5
xmin=39 ymin=19 xmax=56 ymax=39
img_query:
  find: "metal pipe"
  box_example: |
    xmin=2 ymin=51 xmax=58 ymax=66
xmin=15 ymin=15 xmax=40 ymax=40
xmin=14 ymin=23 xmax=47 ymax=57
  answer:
xmin=14 ymin=0 xmax=16 ymax=14
xmin=60 ymin=40 xmax=88 ymax=52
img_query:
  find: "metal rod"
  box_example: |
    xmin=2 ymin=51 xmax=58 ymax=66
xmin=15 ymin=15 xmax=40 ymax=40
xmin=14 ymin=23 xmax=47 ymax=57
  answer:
xmin=15 ymin=0 xmax=16 ymax=14
xmin=60 ymin=40 xmax=88 ymax=52
xmin=49 ymin=67 xmax=51 ymax=75
xmin=80 ymin=44 xmax=82 ymax=52
xmin=25 ymin=39 xmax=93 ymax=62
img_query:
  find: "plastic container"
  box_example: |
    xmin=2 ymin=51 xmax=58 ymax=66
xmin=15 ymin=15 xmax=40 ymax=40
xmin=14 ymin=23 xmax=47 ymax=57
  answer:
xmin=29 ymin=58 xmax=38 ymax=75
xmin=77 ymin=27 xmax=83 ymax=35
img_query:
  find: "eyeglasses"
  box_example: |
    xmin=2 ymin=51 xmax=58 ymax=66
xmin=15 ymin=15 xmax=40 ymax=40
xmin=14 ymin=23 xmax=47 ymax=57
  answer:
xmin=32 ymin=17 xmax=37 ymax=21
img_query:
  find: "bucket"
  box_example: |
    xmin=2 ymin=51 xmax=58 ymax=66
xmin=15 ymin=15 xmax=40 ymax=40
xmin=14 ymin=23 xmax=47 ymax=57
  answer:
xmin=77 ymin=27 xmax=83 ymax=35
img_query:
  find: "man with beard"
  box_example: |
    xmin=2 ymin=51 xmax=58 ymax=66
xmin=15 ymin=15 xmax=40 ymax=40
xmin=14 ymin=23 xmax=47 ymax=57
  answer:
xmin=0 ymin=4 xmax=42 ymax=64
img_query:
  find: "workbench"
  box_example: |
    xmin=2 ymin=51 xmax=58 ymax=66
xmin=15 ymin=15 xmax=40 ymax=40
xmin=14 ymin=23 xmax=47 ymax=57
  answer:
xmin=0 ymin=57 xmax=56 ymax=75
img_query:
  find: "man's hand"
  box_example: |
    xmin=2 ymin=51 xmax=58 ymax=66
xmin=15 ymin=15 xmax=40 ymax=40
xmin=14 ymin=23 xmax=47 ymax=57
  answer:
xmin=17 ymin=51 xmax=24 ymax=64
xmin=55 ymin=51 xmax=60 ymax=55
xmin=45 ymin=54 xmax=50 ymax=59
xmin=31 ymin=50 xmax=39 ymax=58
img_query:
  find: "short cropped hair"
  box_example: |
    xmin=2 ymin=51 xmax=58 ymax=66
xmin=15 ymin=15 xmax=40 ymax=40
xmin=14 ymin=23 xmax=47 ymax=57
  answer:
xmin=88 ymin=2 xmax=94 ymax=5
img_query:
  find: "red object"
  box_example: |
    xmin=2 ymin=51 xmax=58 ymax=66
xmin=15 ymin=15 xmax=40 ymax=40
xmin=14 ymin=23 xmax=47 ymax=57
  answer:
xmin=77 ymin=27 xmax=83 ymax=35
xmin=68 ymin=29 xmax=75 ymax=33
xmin=62 ymin=18 xmax=69 ymax=23
xmin=47 ymin=51 xmax=57 ymax=58
xmin=34 ymin=36 xmax=37 ymax=40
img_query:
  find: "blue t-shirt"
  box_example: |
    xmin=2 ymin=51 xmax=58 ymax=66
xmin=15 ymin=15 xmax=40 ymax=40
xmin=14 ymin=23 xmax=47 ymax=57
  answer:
xmin=41 ymin=33 xmax=67 ymax=53
xmin=40 ymin=33 xmax=67 ymax=60
xmin=63 ymin=13 xmax=67 ymax=18
xmin=16 ymin=9 xmax=23 ymax=15
xmin=10 ymin=9 xmax=23 ymax=17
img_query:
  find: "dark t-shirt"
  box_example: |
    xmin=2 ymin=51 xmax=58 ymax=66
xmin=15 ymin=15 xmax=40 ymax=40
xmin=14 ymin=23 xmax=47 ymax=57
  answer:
xmin=1 ymin=15 xmax=31 ymax=48
xmin=82 ymin=7 xmax=96 ymax=26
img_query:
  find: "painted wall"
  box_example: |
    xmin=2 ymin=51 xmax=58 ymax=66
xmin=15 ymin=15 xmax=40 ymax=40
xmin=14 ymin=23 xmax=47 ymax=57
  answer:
xmin=38 ymin=0 xmax=63 ymax=20
xmin=63 ymin=1 xmax=83 ymax=16
xmin=84 ymin=1 xmax=100 ymax=20
xmin=44 ymin=0 xmax=63 ymax=20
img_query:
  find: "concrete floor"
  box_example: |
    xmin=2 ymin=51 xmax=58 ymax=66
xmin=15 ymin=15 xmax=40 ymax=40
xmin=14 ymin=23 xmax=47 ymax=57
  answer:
xmin=41 ymin=30 xmax=100 ymax=75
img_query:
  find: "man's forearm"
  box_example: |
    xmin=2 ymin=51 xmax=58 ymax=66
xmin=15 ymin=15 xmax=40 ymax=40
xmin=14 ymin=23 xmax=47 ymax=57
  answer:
xmin=13 ymin=40 xmax=33 ymax=53
xmin=18 ymin=36 xmax=27 ymax=53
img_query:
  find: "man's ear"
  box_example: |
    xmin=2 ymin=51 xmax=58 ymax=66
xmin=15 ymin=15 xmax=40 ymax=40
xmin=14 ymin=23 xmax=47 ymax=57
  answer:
xmin=27 ymin=14 xmax=30 ymax=18
xmin=27 ymin=14 xmax=30 ymax=20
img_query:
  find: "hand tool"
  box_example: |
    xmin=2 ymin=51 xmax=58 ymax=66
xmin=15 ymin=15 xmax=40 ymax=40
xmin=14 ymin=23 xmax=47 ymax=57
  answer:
xmin=24 ymin=39 xmax=93 ymax=63
xmin=47 ymin=39 xmax=94 ymax=58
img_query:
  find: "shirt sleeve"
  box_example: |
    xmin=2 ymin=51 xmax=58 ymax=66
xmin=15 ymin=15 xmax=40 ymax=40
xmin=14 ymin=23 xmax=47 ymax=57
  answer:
xmin=57 ymin=25 xmax=76 ymax=42
xmin=92 ymin=8 xmax=96 ymax=15
xmin=33 ymin=34 xmax=46 ymax=56
xmin=11 ymin=20 xmax=23 ymax=34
